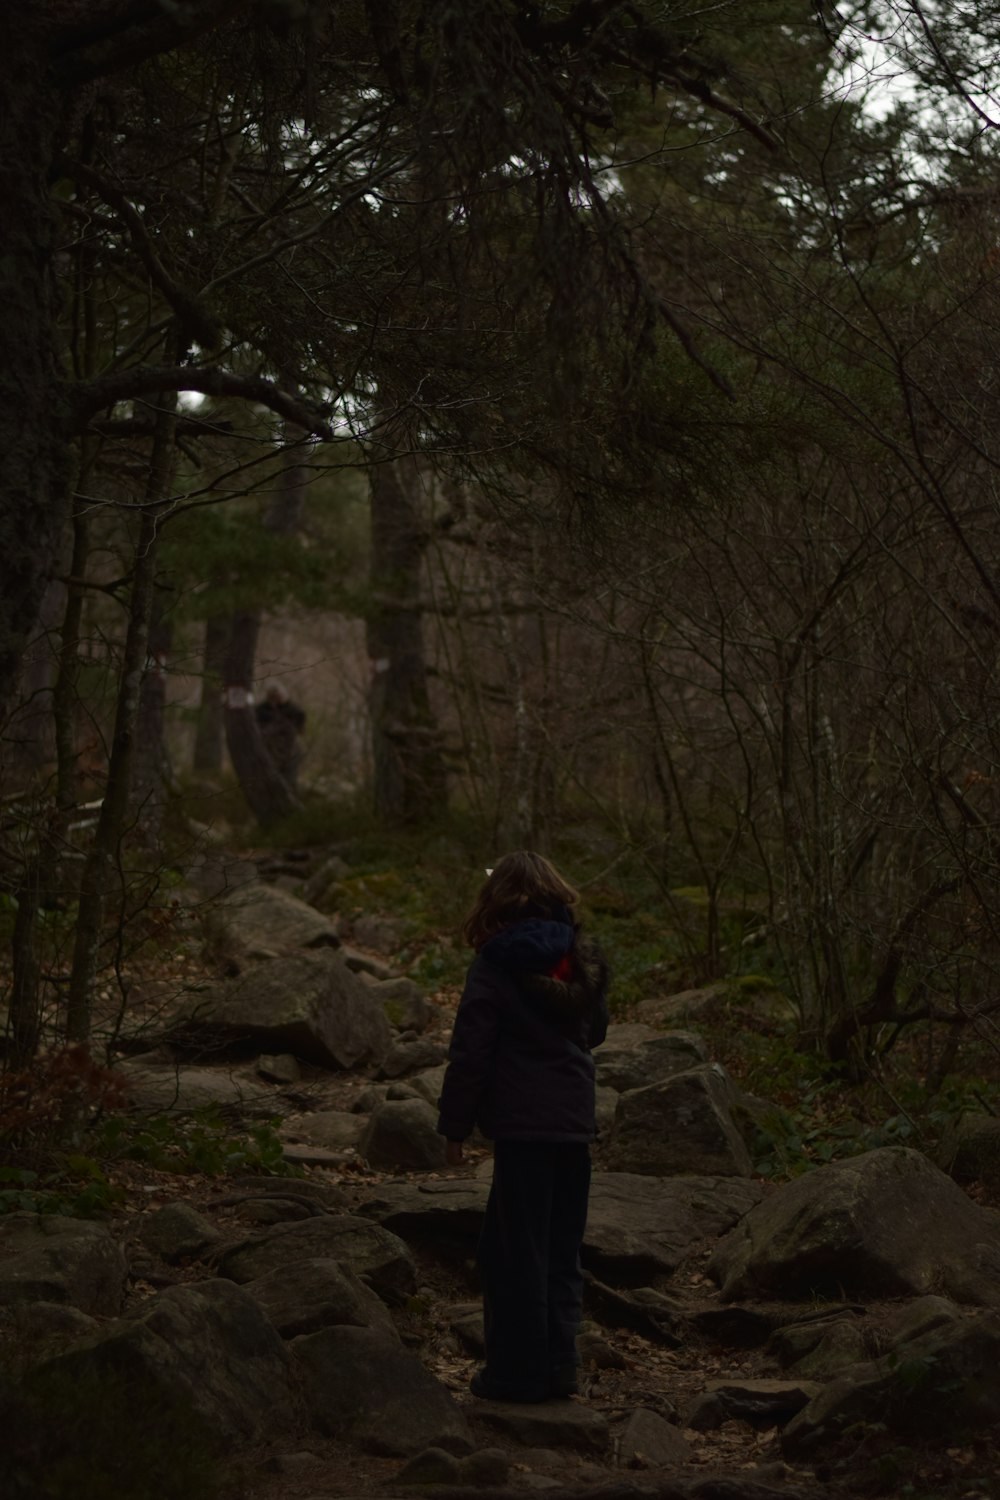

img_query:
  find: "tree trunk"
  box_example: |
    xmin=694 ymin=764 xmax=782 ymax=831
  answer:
xmin=367 ymin=456 xmax=447 ymax=823
xmin=222 ymin=611 xmax=300 ymax=826
xmin=6 ymin=578 xmax=65 ymax=778
xmin=192 ymin=614 xmax=230 ymax=774
xmin=65 ymin=400 xmax=177 ymax=1044
xmin=9 ymin=855 xmax=44 ymax=1067
xmin=0 ymin=17 xmax=74 ymax=713
xmin=222 ymin=427 xmax=307 ymax=826
xmin=131 ymin=581 xmax=177 ymax=844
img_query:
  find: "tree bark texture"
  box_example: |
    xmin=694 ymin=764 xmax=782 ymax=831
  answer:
xmin=367 ymin=457 xmax=447 ymax=823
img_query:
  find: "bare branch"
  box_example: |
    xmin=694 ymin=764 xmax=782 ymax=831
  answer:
xmin=57 ymin=156 xmax=222 ymax=349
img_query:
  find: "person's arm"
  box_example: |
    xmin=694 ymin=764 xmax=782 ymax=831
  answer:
xmin=584 ymin=938 xmax=610 ymax=1049
xmin=589 ymin=984 xmax=610 ymax=1050
xmin=436 ymin=963 xmax=501 ymax=1144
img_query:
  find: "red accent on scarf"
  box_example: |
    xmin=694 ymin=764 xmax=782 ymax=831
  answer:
xmin=550 ymin=954 xmax=573 ymax=982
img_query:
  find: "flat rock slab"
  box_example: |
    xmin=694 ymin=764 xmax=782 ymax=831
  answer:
xmin=281 ymin=1143 xmax=352 ymax=1168
xmin=358 ymin=1174 xmax=761 ymax=1285
xmin=709 ymin=1146 xmax=1000 ymax=1306
xmin=219 ymin=1215 xmax=416 ymax=1304
xmin=0 ymin=1213 xmax=127 ymax=1317
xmin=293 ymin=1324 xmax=472 ymax=1456
xmin=472 ymin=1399 xmax=610 ymax=1454
xmin=686 ymin=1378 xmax=822 ymax=1430
xmin=358 ymin=1179 xmax=490 ymax=1244
xmin=282 ymin=1110 xmax=365 ymax=1150
xmin=585 ymin=1174 xmax=762 ymax=1285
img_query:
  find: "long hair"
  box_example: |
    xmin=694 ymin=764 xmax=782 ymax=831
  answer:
xmin=462 ymin=851 xmax=579 ymax=949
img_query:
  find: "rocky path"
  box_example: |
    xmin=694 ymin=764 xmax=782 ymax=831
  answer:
xmin=5 ymin=865 xmax=1000 ymax=1499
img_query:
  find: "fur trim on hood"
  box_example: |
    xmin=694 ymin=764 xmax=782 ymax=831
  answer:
xmin=519 ymin=935 xmax=610 ymax=1021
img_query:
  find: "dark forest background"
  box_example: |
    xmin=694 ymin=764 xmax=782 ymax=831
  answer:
xmin=4 ymin=0 xmax=1000 ymax=1159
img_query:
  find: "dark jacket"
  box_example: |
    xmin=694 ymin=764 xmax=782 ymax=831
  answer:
xmin=436 ymin=916 xmax=609 ymax=1144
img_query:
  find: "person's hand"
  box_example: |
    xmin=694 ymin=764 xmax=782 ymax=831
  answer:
xmin=445 ymin=1140 xmax=465 ymax=1168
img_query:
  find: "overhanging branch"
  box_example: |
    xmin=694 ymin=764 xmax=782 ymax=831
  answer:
xmin=69 ymin=365 xmax=332 ymax=440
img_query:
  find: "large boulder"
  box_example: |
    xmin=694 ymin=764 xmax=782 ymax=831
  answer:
xmin=243 ymin=1257 xmax=396 ymax=1338
xmin=709 ymin=1147 xmax=1000 ymax=1305
xmin=605 ymin=1065 xmax=753 ymax=1177
xmin=39 ymin=1278 xmax=293 ymax=1448
xmin=941 ymin=1112 xmax=1000 ymax=1187
xmin=292 ymin=1324 xmax=472 ymax=1455
xmin=595 ymin=1031 xmax=708 ymax=1093
xmin=358 ymin=1099 xmax=447 ymax=1170
xmin=171 ymin=948 xmax=391 ymax=1069
xmin=782 ymin=1311 xmax=1000 ymax=1457
xmin=0 ymin=1213 xmax=127 ymax=1316
xmin=218 ymin=1214 xmax=416 ymax=1304
xmin=213 ymin=882 xmax=341 ymax=961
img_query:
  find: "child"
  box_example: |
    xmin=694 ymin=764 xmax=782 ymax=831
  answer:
xmin=437 ymin=851 xmax=609 ymax=1402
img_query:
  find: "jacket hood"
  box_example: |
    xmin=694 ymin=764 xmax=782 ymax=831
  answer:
xmin=479 ymin=915 xmax=575 ymax=974
xmin=520 ymin=935 xmax=609 ymax=1021
xmin=480 ymin=917 xmax=608 ymax=1024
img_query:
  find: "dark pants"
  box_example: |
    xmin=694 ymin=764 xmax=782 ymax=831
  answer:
xmin=477 ymin=1140 xmax=591 ymax=1397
